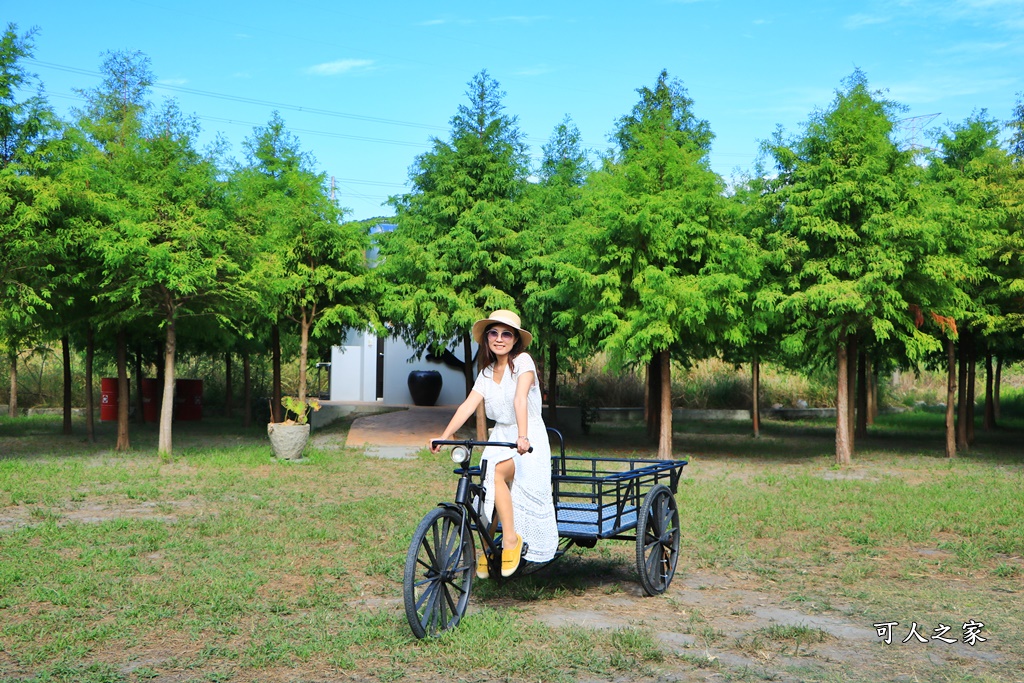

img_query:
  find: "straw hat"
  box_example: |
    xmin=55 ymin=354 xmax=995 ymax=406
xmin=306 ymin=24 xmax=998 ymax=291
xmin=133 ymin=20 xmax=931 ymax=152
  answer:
xmin=471 ymin=309 xmax=533 ymax=348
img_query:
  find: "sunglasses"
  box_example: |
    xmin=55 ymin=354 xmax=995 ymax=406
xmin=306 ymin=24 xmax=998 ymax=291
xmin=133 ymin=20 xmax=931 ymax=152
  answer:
xmin=487 ymin=329 xmax=516 ymax=341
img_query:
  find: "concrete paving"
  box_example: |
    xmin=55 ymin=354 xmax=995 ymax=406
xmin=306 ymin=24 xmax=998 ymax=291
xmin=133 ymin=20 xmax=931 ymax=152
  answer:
xmin=345 ymin=405 xmax=460 ymax=459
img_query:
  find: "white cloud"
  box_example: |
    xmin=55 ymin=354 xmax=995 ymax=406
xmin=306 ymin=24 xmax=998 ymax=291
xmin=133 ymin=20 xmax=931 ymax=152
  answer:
xmin=883 ymin=74 xmax=1020 ymax=104
xmin=489 ymin=15 xmax=548 ymax=24
xmin=306 ymin=59 xmax=375 ymax=76
xmin=937 ymin=40 xmax=1014 ymax=55
xmin=844 ymin=13 xmax=891 ymax=28
xmin=419 ymin=14 xmax=546 ymax=26
xmin=894 ymin=0 xmax=1024 ymax=30
xmin=158 ymin=78 xmax=188 ymax=86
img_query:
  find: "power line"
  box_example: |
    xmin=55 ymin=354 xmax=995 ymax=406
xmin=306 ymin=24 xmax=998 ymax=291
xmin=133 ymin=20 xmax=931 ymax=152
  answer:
xmin=200 ymin=116 xmax=430 ymax=149
xmin=42 ymin=61 xmax=757 ymax=174
xmin=48 ymin=91 xmax=431 ymax=153
xmin=30 ymin=58 xmax=449 ymax=132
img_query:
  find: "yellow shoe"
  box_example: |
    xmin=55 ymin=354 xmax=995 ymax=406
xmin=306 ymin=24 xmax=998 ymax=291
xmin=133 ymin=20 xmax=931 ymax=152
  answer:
xmin=476 ymin=551 xmax=489 ymax=579
xmin=501 ymin=534 xmax=524 ymax=577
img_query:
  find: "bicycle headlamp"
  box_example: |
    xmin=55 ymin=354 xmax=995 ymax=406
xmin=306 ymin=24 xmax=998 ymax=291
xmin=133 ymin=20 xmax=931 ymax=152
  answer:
xmin=450 ymin=446 xmax=471 ymax=465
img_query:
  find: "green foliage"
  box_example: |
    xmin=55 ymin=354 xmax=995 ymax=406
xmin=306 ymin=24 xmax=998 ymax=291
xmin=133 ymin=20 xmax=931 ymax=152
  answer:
xmin=280 ymin=395 xmax=319 ymax=425
xmin=570 ymin=70 xmax=749 ymax=368
xmin=1007 ymin=91 xmax=1024 ymax=161
xmin=764 ymin=70 xmax=934 ymax=359
xmin=0 ymin=24 xmax=62 ymax=330
xmin=233 ymin=112 xmax=375 ymax=402
xmin=926 ymin=112 xmax=1010 ymax=333
xmin=521 ymin=115 xmax=594 ymax=390
xmin=378 ymin=70 xmax=528 ymax=364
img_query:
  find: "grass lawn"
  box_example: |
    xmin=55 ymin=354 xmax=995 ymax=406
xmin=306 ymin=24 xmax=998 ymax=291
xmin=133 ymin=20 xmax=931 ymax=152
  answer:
xmin=1 ymin=411 xmax=1022 ymax=682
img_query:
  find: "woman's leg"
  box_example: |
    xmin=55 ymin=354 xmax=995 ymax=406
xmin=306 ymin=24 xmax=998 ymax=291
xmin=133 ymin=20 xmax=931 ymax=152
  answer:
xmin=493 ymin=458 xmax=517 ymax=548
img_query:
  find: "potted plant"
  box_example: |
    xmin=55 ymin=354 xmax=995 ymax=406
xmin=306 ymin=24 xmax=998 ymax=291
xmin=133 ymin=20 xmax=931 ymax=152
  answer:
xmin=267 ymin=396 xmax=321 ymax=460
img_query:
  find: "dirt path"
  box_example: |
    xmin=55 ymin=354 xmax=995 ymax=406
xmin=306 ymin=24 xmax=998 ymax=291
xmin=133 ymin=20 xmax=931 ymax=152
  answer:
xmin=522 ymin=568 xmax=1000 ymax=682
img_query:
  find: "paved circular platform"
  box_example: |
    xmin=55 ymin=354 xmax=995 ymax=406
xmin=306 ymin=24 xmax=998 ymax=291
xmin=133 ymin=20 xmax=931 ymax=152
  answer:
xmin=345 ymin=406 xmax=462 ymax=459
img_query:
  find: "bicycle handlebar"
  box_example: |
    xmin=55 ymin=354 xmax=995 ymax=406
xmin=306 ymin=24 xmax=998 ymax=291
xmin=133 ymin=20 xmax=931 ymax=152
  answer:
xmin=431 ymin=439 xmax=534 ymax=453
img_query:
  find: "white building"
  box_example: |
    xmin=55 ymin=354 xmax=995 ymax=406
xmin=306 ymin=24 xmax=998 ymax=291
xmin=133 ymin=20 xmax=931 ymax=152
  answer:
xmin=328 ymin=222 xmax=475 ymax=406
xmin=329 ymin=330 xmax=473 ymax=406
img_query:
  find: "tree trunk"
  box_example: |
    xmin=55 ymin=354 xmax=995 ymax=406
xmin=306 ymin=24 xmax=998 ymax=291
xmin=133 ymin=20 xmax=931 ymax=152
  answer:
xmin=983 ymin=352 xmax=995 ymax=431
xmin=966 ymin=340 xmax=976 ymax=446
xmin=835 ymin=331 xmax=852 ymax=466
xmin=855 ymin=345 xmax=868 ymax=439
xmin=547 ymin=341 xmax=558 ymax=427
xmin=462 ymin=333 xmax=475 ymax=395
xmin=7 ymin=350 xmax=16 ymax=417
xmin=35 ymin=347 xmax=46 ymax=404
xmin=945 ymin=337 xmax=956 ymax=458
xmin=158 ymin=318 xmax=176 ymax=456
xmin=224 ymin=352 xmax=233 ymax=418
xmin=243 ymin=350 xmax=252 ymax=429
xmin=646 ymin=356 xmax=662 ymax=440
xmin=462 ymin=333 xmax=486 ymax=440
xmin=62 ymin=335 xmax=73 ymax=435
xmin=866 ymin=355 xmax=877 ymax=426
xmin=658 ymin=350 xmax=673 ymax=460
xmin=85 ymin=325 xmax=95 ymax=443
xmin=643 ymin=361 xmax=650 ymax=430
xmin=297 ymin=313 xmax=310 ymax=404
xmin=751 ymin=353 xmax=761 ymax=439
xmin=994 ymin=356 xmax=1002 ymax=422
xmin=956 ymin=337 xmax=968 ymax=452
xmin=116 ymin=329 xmax=130 ymax=451
xmin=271 ymin=324 xmax=282 ymax=423
xmin=846 ymin=333 xmax=858 ymax=453
xmin=134 ymin=346 xmax=146 ymax=424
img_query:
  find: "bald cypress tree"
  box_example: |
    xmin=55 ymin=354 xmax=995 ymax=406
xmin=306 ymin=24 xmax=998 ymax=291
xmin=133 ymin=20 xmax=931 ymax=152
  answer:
xmin=379 ymin=70 xmax=530 ymax=428
xmin=569 ymin=71 xmax=747 ymax=459
xmin=764 ymin=71 xmax=933 ymax=464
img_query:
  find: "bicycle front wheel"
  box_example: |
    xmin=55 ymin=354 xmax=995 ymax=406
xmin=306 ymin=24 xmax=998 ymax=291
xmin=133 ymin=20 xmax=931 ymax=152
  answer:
xmin=403 ymin=506 xmax=475 ymax=638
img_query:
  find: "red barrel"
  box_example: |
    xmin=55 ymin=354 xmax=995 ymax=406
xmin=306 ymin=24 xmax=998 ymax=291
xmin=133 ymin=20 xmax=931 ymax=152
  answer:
xmin=141 ymin=378 xmax=159 ymax=423
xmin=100 ymin=378 xmax=118 ymax=421
xmin=175 ymin=379 xmax=203 ymax=421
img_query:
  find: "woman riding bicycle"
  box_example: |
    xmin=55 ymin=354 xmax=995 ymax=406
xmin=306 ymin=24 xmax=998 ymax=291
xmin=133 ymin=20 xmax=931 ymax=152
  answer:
xmin=430 ymin=309 xmax=558 ymax=577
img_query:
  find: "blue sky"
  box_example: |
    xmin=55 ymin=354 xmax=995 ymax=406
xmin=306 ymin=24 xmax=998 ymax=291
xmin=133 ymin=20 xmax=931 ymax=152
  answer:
xmin=8 ymin=0 xmax=1024 ymax=221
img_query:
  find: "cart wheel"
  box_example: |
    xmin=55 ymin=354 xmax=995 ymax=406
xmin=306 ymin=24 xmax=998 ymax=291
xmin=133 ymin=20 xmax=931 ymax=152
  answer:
xmin=403 ymin=507 xmax=475 ymax=638
xmin=635 ymin=484 xmax=680 ymax=596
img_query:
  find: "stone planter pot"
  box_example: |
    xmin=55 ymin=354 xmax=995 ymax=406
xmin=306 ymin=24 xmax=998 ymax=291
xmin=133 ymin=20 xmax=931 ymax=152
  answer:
xmin=408 ymin=370 xmax=443 ymax=406
xmin=267 ymin=422 xmax=310 ymax=460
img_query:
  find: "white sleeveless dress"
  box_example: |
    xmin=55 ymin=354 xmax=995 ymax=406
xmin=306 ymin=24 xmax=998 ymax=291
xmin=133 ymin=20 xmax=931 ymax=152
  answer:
xmin=473 ymin=352 xmax=558 ymax=562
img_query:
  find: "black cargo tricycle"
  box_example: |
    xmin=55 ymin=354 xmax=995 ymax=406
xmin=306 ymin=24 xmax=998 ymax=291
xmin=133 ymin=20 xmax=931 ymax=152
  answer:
xmin=403 ymin=428 xmax=688 ymax=638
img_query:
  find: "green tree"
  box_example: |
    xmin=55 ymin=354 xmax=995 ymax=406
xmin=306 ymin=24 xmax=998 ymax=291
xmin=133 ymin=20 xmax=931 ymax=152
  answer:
xmin=569 ymin=70 xmax=746 ymax=459
xmin=1009 ymin=92 xmax=1024 ymax=160
xmin=234 ymin=112 xmax=374 ymax=411
xmin=378 ymin=70 xmax=529 ymax=435
xmin=70 ymin=49 xmax=157 ymax=450
xmin=0 ymin=24 xmax=62 ymax=417
xmin=85 ymin=89 xmax=246 ymax=455
xmin=764 ymin=70 xmax=937 ymax=464
xmin=520 ymin=115 xmax=593 ymax=425
xmin=726 ymin=167 xmax=798 ymax=438
xmin=929 ymin=112 xmax=1016 ymax=449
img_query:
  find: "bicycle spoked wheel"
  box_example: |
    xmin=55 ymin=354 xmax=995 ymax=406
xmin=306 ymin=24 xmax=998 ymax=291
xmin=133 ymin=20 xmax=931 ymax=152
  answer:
xmin=403 ymin=506 xmax=475 ymax=638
